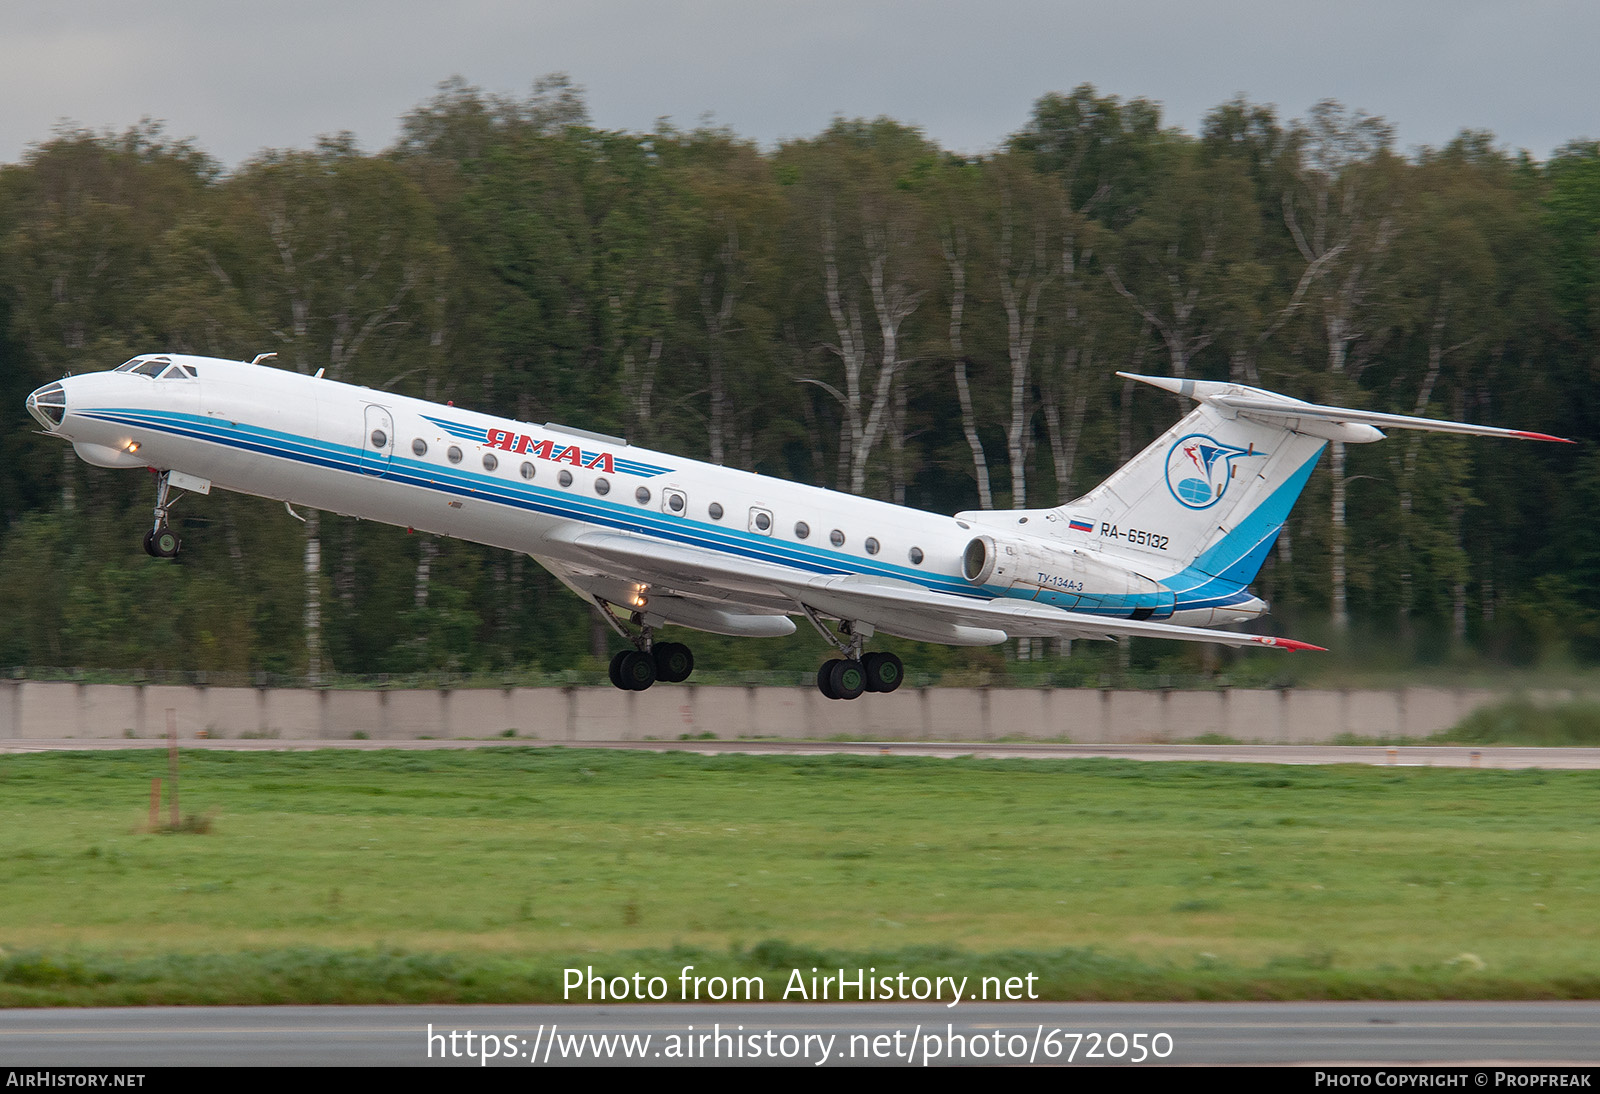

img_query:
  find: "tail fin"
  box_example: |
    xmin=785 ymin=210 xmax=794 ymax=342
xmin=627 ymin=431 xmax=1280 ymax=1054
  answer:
xmin=959 ymin=373 xmax=1569 ymax=602
xmin=1056 ymin=381 xmax=1326 ymax=594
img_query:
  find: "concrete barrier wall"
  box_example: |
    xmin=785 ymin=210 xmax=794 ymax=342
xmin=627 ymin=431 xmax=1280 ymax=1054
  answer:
xmin=0 ymin=680 xmax=1590 ymax=744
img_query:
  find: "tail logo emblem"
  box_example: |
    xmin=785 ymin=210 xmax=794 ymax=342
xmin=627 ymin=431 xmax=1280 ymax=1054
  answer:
xmin=1165 ymin=433 xmax=1261 ymax=510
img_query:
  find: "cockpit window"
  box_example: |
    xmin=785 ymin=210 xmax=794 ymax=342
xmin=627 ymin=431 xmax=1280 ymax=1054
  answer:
xmin=117 ymin=355 xmax=190 ymax=376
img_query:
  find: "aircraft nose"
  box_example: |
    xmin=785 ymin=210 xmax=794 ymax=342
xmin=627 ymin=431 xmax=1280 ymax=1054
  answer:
xmin=26 ymin=381 xmax=67 ymax=430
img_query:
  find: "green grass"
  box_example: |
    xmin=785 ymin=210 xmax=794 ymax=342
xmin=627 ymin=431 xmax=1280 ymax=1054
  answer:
xmin=1 ymin=747 xmax=1598 ymax=1004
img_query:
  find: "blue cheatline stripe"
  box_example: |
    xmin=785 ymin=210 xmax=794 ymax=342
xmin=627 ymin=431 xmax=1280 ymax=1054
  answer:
xmin=85 ymin=407 xmax=987 ymax=597
xmin=83 ymin=406 xmax=1283 ymax=621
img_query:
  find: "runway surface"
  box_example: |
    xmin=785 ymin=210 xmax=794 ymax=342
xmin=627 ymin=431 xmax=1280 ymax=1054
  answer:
xmin=2 ymin=736 xmax=1599 ymax=769
xmin=4 ymin=1002 xmax=1600 ymax=1066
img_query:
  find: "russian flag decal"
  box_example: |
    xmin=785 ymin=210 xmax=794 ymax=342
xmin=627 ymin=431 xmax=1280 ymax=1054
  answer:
xmin=1068 ymin=518 xmax=1094 ymax=532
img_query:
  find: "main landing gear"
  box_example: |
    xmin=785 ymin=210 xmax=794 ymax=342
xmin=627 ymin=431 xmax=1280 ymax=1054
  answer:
xmin=607 ymin=642 xmax=694 ymax=692
xmin=142 ymin=471 xmax=182 ymax=559
xmin=816 ymin=651 xmax=903 ymax=701
xmin=595 ymin=598 xmax=695 ymax=692
xmin=800 ymin=604 xmax=903 ymax=701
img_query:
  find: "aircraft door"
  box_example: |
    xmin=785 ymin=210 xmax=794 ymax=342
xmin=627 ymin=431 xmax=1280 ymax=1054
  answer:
xmin=360 ymin=405 xmax=394 ymax=476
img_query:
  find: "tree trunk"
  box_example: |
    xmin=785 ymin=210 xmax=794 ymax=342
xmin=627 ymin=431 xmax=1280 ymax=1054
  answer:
xmin=414 ymin=536 xmax=435 ymax=609
xmin=1329 ymin=442 xmax=1348 ymax=632
xmin=304 ymin=510 xmax=323 ymax=684
xmin=701 ymin=228 xmax=740 ymax=466
xmin=998 ymin=211 xmax=1048 ymax=508
xmin=953 ymin=357 xmax=992 ymax=509
xmin=942 ymin=231 xmax=993 ymax=510
xmin=1042 ymin=346 xmax=1090 ymax=504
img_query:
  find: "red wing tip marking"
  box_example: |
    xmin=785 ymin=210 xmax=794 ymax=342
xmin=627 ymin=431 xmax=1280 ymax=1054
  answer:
xmin=1512 ymin=430 xmax=1576 ymax=443
xmin=1252 ymin=636 xmax=1327 ymax=652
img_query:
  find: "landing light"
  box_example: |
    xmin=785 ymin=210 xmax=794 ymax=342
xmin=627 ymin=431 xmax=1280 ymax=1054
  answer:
xmin=125 ymin=441 xmax=140 ymax=453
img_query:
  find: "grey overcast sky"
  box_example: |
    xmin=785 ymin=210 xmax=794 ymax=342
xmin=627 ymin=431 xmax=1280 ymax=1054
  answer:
xmin=3 ymin=0 xmax=1596 ymax=168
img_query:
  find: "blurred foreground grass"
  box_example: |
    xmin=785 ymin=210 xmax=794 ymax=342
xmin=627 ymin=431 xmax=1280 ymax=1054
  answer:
xmin=1 ymin=747 xmax=1597 ymax=1003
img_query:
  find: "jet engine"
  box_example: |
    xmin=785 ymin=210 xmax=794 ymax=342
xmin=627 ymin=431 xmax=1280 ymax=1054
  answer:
xmin=961 ymin=533 xmax=1176 ymax=618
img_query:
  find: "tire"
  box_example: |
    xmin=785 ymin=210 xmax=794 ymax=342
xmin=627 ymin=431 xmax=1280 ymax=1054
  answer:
xmin=653 ymin=642 xmax=694 ymax=683
xmin=827 ymin=658 xmax=866 ymax=701
xmin=816 ymin=662 xmax=839 ymax=700
xmin=608 ymin=651 xmax=627 ymax=690
xmin=617 ymin=649 xmax=656 ymax=691
xmin=154 ymin=529 xmax=180 ymax=558
xmin=142 ymin=530 xmax=159 ymax=557
xmin=863 ymin=651 xmax=903 ymax=693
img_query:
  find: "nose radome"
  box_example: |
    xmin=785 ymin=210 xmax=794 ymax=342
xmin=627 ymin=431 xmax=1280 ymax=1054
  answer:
xmin=26 ymin=381 xmax=66 ymax=429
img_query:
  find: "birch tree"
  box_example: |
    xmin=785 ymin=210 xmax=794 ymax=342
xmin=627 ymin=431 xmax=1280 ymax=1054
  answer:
xmin=1102 ymin=144 xmax=1262 ymax=394
xmin=1282 ymin=102 xmax=1402 ymax=631
xmin=782 ymin=120 xmax=933 ymax=497
xmin=166 ymin=138 xmax=446 ymax=679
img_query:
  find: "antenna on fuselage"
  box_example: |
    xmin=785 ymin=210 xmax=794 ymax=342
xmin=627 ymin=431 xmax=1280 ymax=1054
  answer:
xmin=250 ymin=352 xmax=277 ymax=366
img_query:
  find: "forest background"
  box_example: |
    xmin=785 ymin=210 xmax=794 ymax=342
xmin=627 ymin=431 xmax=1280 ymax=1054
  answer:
xmin=1 ymin=76 xmax=1596 ymax=684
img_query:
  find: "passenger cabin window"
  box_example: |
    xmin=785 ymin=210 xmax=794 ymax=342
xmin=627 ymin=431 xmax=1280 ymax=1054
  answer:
xmin=635 ymin=487 xmax=651 ymax=505
xmin=829 ymin=529 xmax=845 ymax=547
xmin=662 ymin=489 xmax=686 ymax=514
xmin=594 ymin=478 xmax=610 ymax=495
xmin=865 ymin=537 xmax=880 ymax=556
xmin=520 ymin=462 xmax=536 ymax=480
xmin=447 ymin=446 xmax=463 ymax=464
xmin=482 ymin=452 xmax=498 ymax=471
xmin=909 ymin=547 xmax=924 ymax=565
xmin=412 ymin=439 xmax=428 ymax=456
xmin=749 ymin=508 xmax=772 ymax=535
xmin=708 ymin=502 xmax=724 ymax=520
xmin=794 ymin=522 xmax=810 ymax=539
xmin=558 ymin=470 xmax=573 ymax=487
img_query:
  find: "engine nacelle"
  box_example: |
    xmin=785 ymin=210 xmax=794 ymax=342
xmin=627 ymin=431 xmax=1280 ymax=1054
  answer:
xmin=962 ymin=534 xmax=1176 ymax=618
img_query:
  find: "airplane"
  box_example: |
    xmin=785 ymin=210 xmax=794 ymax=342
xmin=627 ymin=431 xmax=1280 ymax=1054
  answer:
xmin=25 ymin=354 xmax=1569 ymax=699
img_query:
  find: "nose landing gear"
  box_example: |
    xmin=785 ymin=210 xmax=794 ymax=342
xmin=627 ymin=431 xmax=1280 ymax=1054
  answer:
xmin=142 ymin=471 xmax=182 ymax=558
xmin=143 ymin=526 xmax=181 ymax=559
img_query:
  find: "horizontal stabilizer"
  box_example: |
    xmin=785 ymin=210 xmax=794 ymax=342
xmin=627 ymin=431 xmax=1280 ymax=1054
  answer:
xmin=1118 ymin=373 xmax=1572 ymax=444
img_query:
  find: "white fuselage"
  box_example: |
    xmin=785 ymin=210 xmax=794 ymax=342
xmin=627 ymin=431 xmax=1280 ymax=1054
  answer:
xmin=32 ymin=355 xmax=1260 ymax=636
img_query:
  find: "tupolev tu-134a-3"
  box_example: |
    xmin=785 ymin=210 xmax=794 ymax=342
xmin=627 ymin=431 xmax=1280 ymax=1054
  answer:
xmin=26 ymin=354 xmax=1568 ymax=700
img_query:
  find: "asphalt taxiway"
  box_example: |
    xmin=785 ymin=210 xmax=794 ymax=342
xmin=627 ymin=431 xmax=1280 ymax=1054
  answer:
xmin=4 ymin=1002 xmax=1600 ymax=1066
xmin=4 ymin=737 xmax=1599 ymax=769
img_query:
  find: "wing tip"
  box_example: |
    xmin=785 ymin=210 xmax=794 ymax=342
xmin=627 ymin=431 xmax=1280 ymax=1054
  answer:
xmin=1252 ymin=636 xmax=1327 ymax=652
xmin=1511 ymin=430 xmax=1576 ymax=444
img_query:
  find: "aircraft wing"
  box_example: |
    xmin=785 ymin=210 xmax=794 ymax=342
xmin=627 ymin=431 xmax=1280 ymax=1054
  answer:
xmin=561 ymin=529 xmax=1323 ymax=651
